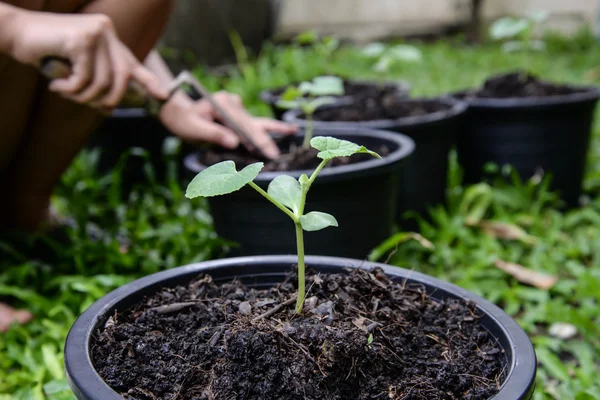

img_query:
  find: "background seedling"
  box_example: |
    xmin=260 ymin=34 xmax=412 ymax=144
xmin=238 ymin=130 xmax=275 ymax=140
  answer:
xmin=275 ymin=76 xmax=344 ymax=148
xmin=490 ymin=10 xmax=549 ymax=53
xmin=185 ymin=136 xmax=380 ymax=313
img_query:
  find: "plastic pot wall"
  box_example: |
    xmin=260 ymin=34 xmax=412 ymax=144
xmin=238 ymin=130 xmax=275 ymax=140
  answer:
xmin=87 ymin=108 xmax=194 ymax=195
xmin=184 ymin=128 xmax=415 ymax=259
xmin=64 ymin=255 xmax=537 ymax=400
xmin=454 ymin=89 xmax=600 ymax=207
xmin=283 ymin=97 xmax=467 ymax=228
xmin=260 ymin=78 xmax=411 ymax=120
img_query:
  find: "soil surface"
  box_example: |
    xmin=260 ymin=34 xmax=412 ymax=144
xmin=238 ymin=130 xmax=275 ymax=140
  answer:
xmin=199 ymin=136 xmax=390 ymax=172
xmin=93 ymin=267 xmax=504 ymax=400
xmin=459 ymin=70 xmax=587 ymax=99
xmin=271 ymin=78 xmax=407 ymax=102
xmin=311 ymin=98 xmax=450 ymax=122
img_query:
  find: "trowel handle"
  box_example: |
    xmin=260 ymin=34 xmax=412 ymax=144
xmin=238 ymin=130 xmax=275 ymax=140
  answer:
xmin=39 ymin=56 xmax=165 ymax=114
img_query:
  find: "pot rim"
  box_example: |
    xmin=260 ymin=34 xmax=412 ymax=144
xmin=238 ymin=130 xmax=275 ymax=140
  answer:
xmin=282 ymin=96 xmax=468 ymax=130
xmin=451 ymin=84 xmax=600 ymax=109
xmin=259 ymin=77 xmax=412 ymax=106
xmin=183 ymin=127 xmax=415 ymax=183
xmin=65 ymin=255 xmax=536 ymax=400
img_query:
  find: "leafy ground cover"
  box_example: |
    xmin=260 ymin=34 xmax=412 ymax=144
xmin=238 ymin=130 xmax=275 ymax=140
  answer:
xmin=2 ymin=30 xmax=600 ymax=399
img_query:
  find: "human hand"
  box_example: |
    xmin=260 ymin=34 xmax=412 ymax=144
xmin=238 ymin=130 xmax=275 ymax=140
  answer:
xmin=159 ymin=91 xmax=298 ymax=159
xmin=9 ymin=11 xmax=167 ymax=110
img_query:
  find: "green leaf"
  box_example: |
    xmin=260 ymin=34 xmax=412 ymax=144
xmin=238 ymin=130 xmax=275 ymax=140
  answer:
xmin=310 ymin=136 xmax=381 ymax=161
xmin=299 ymin=211 xmax=338 ymax=231
xmin=537 ymin=347 xmax=570 ymax=382
xmin=275 ymin=99 xmax=301 ymax=110
xmin=310 ymin=76 xmax=344 ymax=96
xmin=388 ymin=45 xmax=423 ymax=62
xmin=280 ymin=86 xmax=303 ymax=101
xmin=267 ymin=176 xmax=302 ymax=214
xmin=303 ymin=96 xmax=338 ymax=114
xmin=367 ymin=333 xmax=374 ymax=344
xmin=489 ymin=17 xmax=529 ymax=40
xmin=294 ymin=30 xmax=318 ymax=45
xmin=361 ymin=42 xmax=386 ymax=58
xmin=185 ymin=161 xmax=263 ymax=198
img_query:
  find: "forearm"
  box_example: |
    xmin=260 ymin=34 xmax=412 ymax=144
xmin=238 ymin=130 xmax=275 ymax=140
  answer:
xmin=0 ymin=2 xmax=22 ymax=55
xmin=80 ymin=0 xmax=175 ymax=61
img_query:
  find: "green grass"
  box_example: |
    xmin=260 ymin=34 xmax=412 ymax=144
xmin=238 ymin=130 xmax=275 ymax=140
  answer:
xmin=2 ymin=31 xmax=600 ymax=399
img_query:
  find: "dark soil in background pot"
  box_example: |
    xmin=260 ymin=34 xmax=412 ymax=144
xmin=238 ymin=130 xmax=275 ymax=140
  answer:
xmin=312 ymin=97 xmax=450 ymax=122
xmin=199 ymin=135 xmax=391 ymax=172
xmin=262 ymin=78 xmax=410 ymax=119
xmin=457 ymin=71 xmax=586 ymax=99
xmin=93 ymin=266 xmax=503 ymax=400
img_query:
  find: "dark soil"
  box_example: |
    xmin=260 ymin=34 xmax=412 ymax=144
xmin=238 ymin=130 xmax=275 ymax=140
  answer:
xmin=270 ymin=78 xmax=407 ymax=102
xmin=310 ymin=98 xmax=450 ymax=122
xmin=93 ymin=267 xmax=504 ymax=400
xmin=458 ymin=70 xmax=587 ymax=99
xmin=199 ymin=136 xmax=390 ymax=172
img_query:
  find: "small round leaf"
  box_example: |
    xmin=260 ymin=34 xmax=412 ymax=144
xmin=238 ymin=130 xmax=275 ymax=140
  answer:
xmin=300 ymin=211 xmax=338 ymax=231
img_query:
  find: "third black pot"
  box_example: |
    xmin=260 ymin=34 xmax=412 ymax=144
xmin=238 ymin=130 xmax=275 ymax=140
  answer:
xmin=283 ymin=97 xmax=467 ymax=228
xmin=65 ymin=255 xmax=537 ymax=400
xmin=453 ymin=86 xmax=600 ymax=207
xmin=184 ymin=128 xmax=415 ymax=259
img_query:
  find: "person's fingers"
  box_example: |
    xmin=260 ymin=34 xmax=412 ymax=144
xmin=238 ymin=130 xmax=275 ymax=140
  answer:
xmin=131 ymin=64 xmax=169 ymax=100
xmin=186 ymin=119 xmax=240 ymax=149
xmin=254 ymin=118 xmax=299 ymax=135
xmin=48 ymin=34 xmax=96 ymax=95
xmin=0 ymin=303 xmax=33 ymax=332
xmin=250 ymin=131 xmax=281 ymax=160
xmin=70 ymin=39 xmax=112 ymax=104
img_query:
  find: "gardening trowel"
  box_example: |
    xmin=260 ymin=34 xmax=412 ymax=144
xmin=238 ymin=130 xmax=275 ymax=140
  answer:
xmin=39 ymin=56 xmax=267 ymax=159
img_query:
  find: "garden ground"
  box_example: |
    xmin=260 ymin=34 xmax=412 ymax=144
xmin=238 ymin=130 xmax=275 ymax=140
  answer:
xmin=2 ymin=31 xmax=600 ymax=399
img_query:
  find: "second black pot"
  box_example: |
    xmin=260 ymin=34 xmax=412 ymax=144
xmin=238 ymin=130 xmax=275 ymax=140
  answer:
xmin=453 ymin=87 xmax=600 ymax=207
xmin=260 ymin=78 xmax=411 ymax=120
xmin=184 ymin=128 xmax=415 ymax=259
xmin=283 ymin=97 xmax=468 ymax=228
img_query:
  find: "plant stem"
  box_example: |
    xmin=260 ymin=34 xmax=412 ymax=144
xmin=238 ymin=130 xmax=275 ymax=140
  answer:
xmin=248 ymin=182 xmax=298 ymax=222
xmin=293 ymin=159 xmax=327 ymax=313
xmin=294 ymin=222 xmax=305 ymax=313
xmin=302 ymin=111 xmax=313 ymax=148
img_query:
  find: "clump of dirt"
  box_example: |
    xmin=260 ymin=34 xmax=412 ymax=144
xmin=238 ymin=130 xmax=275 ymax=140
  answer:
xmin=458 ymin=70 xmax=587 ymax=99
xmin=93 ymin=267 xmax=505 ymax=400
xmin=198 ymin=136 xmax=390 ymax=172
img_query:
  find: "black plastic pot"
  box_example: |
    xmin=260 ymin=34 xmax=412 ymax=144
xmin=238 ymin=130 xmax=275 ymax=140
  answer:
xmin=184 ymin=128 xmax=414 ymax=259
xmin=65 ymin=255 xmax=537 ymax=400
xmin=283 ymin=97 xmax=468 ymax=228
xmin=259 ymin=78 xmax=411 ymax=120
xmin=452 ymin=87 xmax=600 ymax=207
xmin=87 ymin=108 xmax=194 ymax=196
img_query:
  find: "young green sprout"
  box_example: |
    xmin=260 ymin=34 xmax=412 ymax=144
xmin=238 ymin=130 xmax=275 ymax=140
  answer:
xmin=185 ymin=137 xmax=381 ymax=313
xmin=276 ymin=76 xmax=344 ymax=148
xmin=489 ymin=10 xmax=548 ymax=53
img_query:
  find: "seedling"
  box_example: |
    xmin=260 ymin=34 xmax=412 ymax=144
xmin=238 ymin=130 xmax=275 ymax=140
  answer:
xmin=276 ymin=76 xmax=344 ymax=148
xmin=185 ymin=137 xmax=381 ymax=313
xmin=361 ymin=43 xmax=422 ymax=74
xmin=489 ymin=11 xmax=548 ymax=53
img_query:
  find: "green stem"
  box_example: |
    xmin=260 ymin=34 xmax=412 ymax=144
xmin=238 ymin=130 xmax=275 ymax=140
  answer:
xmin=294 ymin=222 xmax=305 ymax=313
xmin=248 ymin=182 xmax=297 ymax=222
xmin=296 ymin=159 xmax=327 ymax=220
xmin=302 ymin=111 xmax=313 ymax=148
